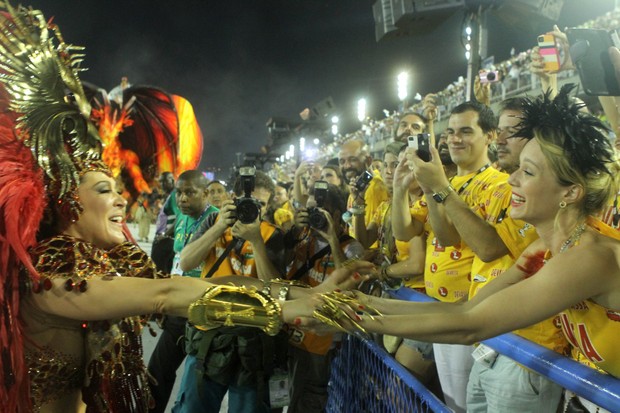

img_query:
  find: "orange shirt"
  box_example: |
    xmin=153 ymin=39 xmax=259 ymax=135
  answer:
xmin=285 ymin=230 xmax=363 ymax=355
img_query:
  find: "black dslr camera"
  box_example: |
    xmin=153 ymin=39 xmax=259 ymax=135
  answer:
xmin=307 ymin=180 xmax=329 ymax=230
xmin=234 ymin=166 xmax=262 ymax=224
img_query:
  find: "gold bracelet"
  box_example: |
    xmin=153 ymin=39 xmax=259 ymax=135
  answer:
xmin=188 ymin=285 xmax=283 ymax=336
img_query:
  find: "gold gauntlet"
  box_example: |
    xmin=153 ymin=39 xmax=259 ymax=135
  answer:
xmin=313 ymin=291 xmax=382 ymax=336
xmin=188 ymin=285 xmax=283 ymax=336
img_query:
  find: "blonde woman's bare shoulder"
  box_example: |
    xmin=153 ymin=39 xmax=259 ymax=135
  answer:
xmin=583 ymin=230 xmax=620 ymax=309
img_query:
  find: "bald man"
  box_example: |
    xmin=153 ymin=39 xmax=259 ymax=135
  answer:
xmin=338 ymin=139 xmax=389 ymax=246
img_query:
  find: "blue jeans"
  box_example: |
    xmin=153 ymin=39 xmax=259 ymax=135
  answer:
xmin=172 ymin=354 xmax=270 ymax=413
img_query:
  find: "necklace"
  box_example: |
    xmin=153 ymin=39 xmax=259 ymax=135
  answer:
xmin=559 ymin=222 xmax=587 ymax=254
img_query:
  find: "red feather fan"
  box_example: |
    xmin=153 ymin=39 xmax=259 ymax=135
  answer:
xmin=0 ymin=89 xmax=46 ymax=411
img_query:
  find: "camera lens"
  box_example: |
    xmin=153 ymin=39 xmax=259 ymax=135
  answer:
xmin=235 ymin=198 xmax=260 ymax=224
xmin=308 ymin=207 xmax=328 ymax=230
xmin=486 ymin=72 xmax=496 ymax=81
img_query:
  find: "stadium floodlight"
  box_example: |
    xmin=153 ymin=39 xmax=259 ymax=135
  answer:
xmin=357 ymin=98 xmax=367 ymax=122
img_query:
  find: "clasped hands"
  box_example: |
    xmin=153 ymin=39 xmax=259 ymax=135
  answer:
xmin=281 ymin=260 xmax=383 ymax=336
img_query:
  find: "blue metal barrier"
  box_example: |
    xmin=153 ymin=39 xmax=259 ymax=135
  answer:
xmin=392 ymin=287 xmax=620 ymax=412
xmin=326 ymin=334 xmax=451 ymax=413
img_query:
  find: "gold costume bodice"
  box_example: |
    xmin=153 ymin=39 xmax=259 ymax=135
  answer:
xmin=23 ymin=235 xmax=165 ymax=412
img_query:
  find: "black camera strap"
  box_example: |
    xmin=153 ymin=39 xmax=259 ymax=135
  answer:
xmin=204 ymin=237 xmax=243 ymax=278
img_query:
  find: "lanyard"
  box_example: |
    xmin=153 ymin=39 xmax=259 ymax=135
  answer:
xmin=453 ymin=163 xmax=491 ymax=195
xmin=182 ymin=205 xmax=212 ymax=247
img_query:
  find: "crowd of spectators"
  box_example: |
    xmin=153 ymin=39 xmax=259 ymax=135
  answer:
xmin=132 ymin=9 xmax=620 ymax=413
xmin=280 ymin=7 xmax=620 ymax=170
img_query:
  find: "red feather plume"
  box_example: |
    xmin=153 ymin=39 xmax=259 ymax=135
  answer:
xmin=0 ymin=87 xmax=46 ymax=411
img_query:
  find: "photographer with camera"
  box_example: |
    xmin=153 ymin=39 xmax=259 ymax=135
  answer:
xmin=174 ymin=167 xmax=286 ymax=413
xmin=285 ymin=181 xmax=363 ymax=413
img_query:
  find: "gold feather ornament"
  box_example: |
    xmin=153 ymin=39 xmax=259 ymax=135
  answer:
xmin=0 ymin=2 xmax=108 ymax=221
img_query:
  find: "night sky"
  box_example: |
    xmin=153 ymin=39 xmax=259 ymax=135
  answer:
xmin=25 ymin=0 xmax=615 ymax=176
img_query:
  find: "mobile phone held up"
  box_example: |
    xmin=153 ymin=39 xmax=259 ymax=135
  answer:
xmin=537 ymin=34 xmax=561 ymax=72
xmin=567 ymin=28 xmax=620 ymax=96
xmin=408 ymin=133 xmax=431 ymax=162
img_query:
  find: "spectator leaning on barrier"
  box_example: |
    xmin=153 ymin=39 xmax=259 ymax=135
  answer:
xmin=175 ymin=169 xmax=285 ymax=413
xmin=391 ymin=100 xmax=506 ymax=413
xmin=353 ymin=142 xmax=441 ymax=389
xmin=455 ymin=96 xmax=568 ymax=412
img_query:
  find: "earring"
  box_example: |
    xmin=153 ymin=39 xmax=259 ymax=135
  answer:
xmin=559 ymin=200 xmax=567 ymax=209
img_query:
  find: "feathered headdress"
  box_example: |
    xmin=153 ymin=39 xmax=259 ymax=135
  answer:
xmin=516 ymin=83 xmax=615 ymax=179
xmin=0 ymin=3 xmax=108 ymax=410
xmin=0 ymin=2 xmax=110 ymax=222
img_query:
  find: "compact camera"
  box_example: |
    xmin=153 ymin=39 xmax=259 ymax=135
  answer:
xmin=307 ymin=180 xmax=329 ymax=230
xmin=479 ymin=70 xmax=500 ymax=84
xmin=407 ymin=133 xmax=431 ymax=162
xmin=234 ymin=166 xmax=262 ymax=224
xmin=354 ymin=170 xmax=373 ymax=193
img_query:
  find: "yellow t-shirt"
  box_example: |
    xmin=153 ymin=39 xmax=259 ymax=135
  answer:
xmin=469 ymin=181 xmax=538 ymax=296
xmin=347 ymin=176 xmax=389 ymax=247
xmin=372 ymin=200 xmax=425 ymax=290
xmin=413 ymin=166 xmax=507 ymax=302
xmin=469 ymin=181 xmax=567 ymax=354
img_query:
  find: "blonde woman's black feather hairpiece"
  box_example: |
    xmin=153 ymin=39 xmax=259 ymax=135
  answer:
xmin=517 ymin=83 xmax=614 ymax=177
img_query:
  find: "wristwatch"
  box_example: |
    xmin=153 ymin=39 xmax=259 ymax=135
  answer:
xmin=432 ymin=185 xmax=455 ymax=203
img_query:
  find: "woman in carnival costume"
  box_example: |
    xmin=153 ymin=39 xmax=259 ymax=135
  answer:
xmin=294 ymin=85 xmax=620 ymax=411
xmin=0 ymin=4 xmax=369 ymax=412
